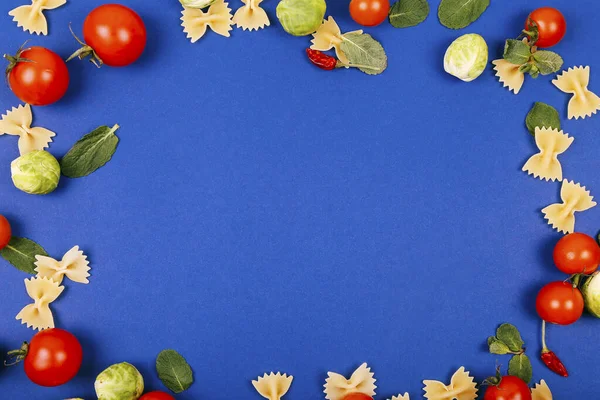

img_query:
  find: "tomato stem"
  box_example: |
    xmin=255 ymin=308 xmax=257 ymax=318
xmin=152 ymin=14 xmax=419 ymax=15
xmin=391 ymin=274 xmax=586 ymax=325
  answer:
xmin=4 ymin=342 xmax=28 ymax=367
xmin=66 ymin=24 xmax=104 ymax=68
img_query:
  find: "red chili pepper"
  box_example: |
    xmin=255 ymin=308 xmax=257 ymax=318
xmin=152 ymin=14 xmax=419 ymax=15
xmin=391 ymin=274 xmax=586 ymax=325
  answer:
xmin=541 ymin=350 xmax=568 ymax=377
xmin=305 ymin=49 xmax=338 ymax=71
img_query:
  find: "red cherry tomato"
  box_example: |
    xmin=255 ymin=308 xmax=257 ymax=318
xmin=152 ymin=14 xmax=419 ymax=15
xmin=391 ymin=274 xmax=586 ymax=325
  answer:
xmin=342 ymin=394 xmax=373 ymax=400
xmin=525 ymin=7 xmax=566 ymax=48
xmin=483 ymin=376 xmax=532 ymax=400
xmin=536 ymin=281 xmax=584 ymax=325
xmin=23 ymin=329 xmax=83 ymax=386
xmin=553 ymin=232 xmax=600 ymax=275
xmin=349 ymin=0 xmax=390 ymax=27
xmin=5 ymin=46 xmax=69 ymax=106
xmin=140 ymin=391 xmax=175 ymax=400
xmin=0 ymin=215 xmax=11 ymax=250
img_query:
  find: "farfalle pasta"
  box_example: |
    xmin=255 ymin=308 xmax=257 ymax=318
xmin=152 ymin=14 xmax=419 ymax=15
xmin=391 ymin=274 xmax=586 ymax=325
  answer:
xmin=423 ymin=367 xmax=477 ymax=400
xmin=324 ymin=363 xmax=376 ymax=400
xmin=542 ymin=180 xmax=596 ymax=234
xmin=531 ymin=380 xmax=552 ymax=400
xmin=553 ymin=66 xmax=600 ymax=119
xmin=310 ymin=17 xmax=362 ymax=65
xmin=16 ymin=276 xmax=64 ymax=331
xmin=492 ymin=59 xmax=524 ymax=94
xmin=522 ymin=127 xmax=573 ymax=181
xmin=9 ymin=0 xmax=66 ymax=35
xmin=181 ymin=0 xmax=233 ymax=43
xmin=252 ymin=372 xmax=293 ymax=400
xmin=34 ymin=245 xmax=90 ymax=285
xmin=0 ymin=104 xmax=55 ymax=156
xmin=389 ymin=394 xmax=410 ymax=400
xmin=233 ymin=0 xmax=269 ymax=31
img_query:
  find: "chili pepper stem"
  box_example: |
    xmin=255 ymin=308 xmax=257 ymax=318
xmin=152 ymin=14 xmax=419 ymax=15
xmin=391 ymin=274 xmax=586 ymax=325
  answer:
xmin=541 ymin=320 xmax=549 ymax=352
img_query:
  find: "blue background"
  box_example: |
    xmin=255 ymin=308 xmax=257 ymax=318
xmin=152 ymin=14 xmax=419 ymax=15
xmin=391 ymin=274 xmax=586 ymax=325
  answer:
xmin=1 ymin=0 xmax=599 ymax=398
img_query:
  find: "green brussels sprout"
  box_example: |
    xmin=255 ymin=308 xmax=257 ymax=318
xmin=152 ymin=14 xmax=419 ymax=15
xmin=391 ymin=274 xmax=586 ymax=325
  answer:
xmin=582 ymin=272 xmax=600 ymax=318
xmin=95 ymin=362 xmax=144 ymax=400
xmin=276 ymin=0 xmax=326 ymax=36
xmin=443 ymin=33 xmax=488 ymax=82
xmin=11 ymin=150 xmax=60 ymax=195
xmin=179 ymin=0 xmax=216 ymax=8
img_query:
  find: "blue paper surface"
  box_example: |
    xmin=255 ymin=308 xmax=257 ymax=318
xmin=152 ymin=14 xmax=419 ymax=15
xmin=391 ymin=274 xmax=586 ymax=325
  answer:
xmin=1 ymin=0 xmax=600 ymax=398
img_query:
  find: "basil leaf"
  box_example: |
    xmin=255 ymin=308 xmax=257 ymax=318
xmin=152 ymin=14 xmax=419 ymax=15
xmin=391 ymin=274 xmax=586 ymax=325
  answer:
xmin=508 ymin=353 xmax=533 ymax=384
xmin=156 ymin=349 xmax=194 ymax=394
xmin=340 ymin=32 xmax=387 ymax=75
xmin=0 ymin=237 xmax=48 ymax=274
xmin=526 ymin=102 xmax=561 ymax=136
xmin=503 ymin=39 xmax=531 ymax=65
xmin=496 ymin=323 xmax=524 ymax=353
xmin=438 ymin=0 xmax=489 ymax=29
xmin=533 ymin=50 xmax=564 ymax=75
xmin=389 ymin=0 xmax=430 ymax=28
xmin=61 ymin=124 xmax=120 ymax=178
xmin=488 ymin=337 xmax=511 ymax=355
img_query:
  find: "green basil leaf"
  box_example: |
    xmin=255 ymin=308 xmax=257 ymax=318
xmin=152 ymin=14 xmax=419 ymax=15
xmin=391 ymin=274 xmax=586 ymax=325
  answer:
xmin=526 ymin=102 xmax=561 ymax=136
xmin=488 ymin=337 xmax=511 ymax=355
xmin=156 ymin=349 xmax=194 ymax=394
xmin=508 ymin=353 xmax=533 ymax=384
xmin=0 ymin=237 xmax=48 ymax=274
xmin=60 ymin=124 xmax=120 ymax=178
xmin=340 ymin=32 xmax=387 ymax=75
xmin=532 ymin=50 xmax=564 ymax=75
xmin=438 ymin=0 xmax=489 ymax=29
xmin=503 ymin=39 xmax=531 ymax=65
xmin=496 ymin=323 xmax=524 ymax=352
xmin=389 ymin=0 xmax=430 ymax=28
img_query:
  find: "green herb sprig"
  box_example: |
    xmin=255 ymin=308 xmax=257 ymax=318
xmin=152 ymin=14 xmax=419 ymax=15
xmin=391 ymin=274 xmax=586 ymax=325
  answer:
xmin=61 ymin=124 xmax=120 ymax=178
xmin=339 ymin=32 xmax=387 ymax=75
xmin=156 ymin=349 xmax=194 ymax=394
xmin=438 ymin=0 xmax=490 ymax=29
xmin=487 ymin=323 xmax=532 ymax=384
xmin=389 ymin=0 xmax=430 ymax=28
xmin=503 ymin=39 xmax=563 ymax=78
xmin=525 ymin=102 xmax=561 ymax=136
xmin=0 ymin=237 xmax=47 ymax=274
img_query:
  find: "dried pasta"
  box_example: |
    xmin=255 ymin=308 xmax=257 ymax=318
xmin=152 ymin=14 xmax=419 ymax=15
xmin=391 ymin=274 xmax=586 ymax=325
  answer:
xmin=310 ymin=17 xmax=362 ymax=65
xmin=16 ymin=276 xmax=64 ymax=331
xmin=423 ymin=367 xmax=477 ymax=400
xmin=531 ymin=380 xmax=552 ymax=400
xmin=389 ymin=394 xmax=410 ymax=400
xmin=522 ymin=127 xmax=573 ymax=181
xmin=35 ymin=245 xmax=90 ymax=285
xmin=542 ymin=180 xmax=596 ymax=234
xmin=324 ymin=363 xmax=376 ymax=400
xmin=0 ymin=104 xmax=55 ymax=156
xmin=233 ymin=0 xmax=269 ymax=31
xmin=553 ymin=66 xmax=600 ymax=120
xmin=9 ymin=0 xmax=66 ymax=35
xmin=252 ymin=372 xmax=293 ymax=400
xmin=181 ymin=0 xmax=233 ymax=43
xmin=492 ymin=59 xmax=525 ymax=94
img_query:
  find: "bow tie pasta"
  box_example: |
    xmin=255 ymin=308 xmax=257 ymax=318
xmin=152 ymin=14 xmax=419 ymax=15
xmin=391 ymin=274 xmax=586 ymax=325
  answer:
xmin=531 ymin=380 xmax=552 ymax=400
xmin=252 ymin=372 xmax=293 ymax=400
xmin=389 ymin=394 xmax=410 ymax=400
xmin=522 ymin=127 xmax=573 ymax=181
xmin=542 ymin=180 xmax=596 ymax=234
xmin=310 ymin=17 xmax=362 ymax=65
xmin=16 ymin=276 xmax=64 ymax=330
xmin=34 ymin=245 xmax=90 ymax=284
xmin=9 ymin=0 xmax=66 ymax=35
xmin=553 ymin=66 xmax=600 ymax=120
xmin=423 ymin=367 xmax=478 ymax=400
xmin=181 ymin=0 xmax=233 ymax=43
xmin=492 ymin=59 xmax=525 ymax=94
xmin=0 ymin=104 xmax=56 ymax=156
xmin=233 ymin=0 xmax=270 ymax=31
xmin=324 ymin=363 xmax=376 ymax=400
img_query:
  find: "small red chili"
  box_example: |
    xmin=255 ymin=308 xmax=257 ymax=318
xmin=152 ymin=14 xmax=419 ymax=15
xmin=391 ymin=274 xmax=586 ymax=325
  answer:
xmin=541 ymin=350 xmax=568 ymax=377
xmin=305 ymin=48 xmax=338 ymax=71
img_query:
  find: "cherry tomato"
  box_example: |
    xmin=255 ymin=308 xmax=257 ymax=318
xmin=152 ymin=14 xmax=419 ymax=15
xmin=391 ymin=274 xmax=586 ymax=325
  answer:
xmin=349 ymin=0 xmax=390 ymax=27
xmin=525 ymin=7 xmax=566 ymax=48
xmin=23 ymin=329 xmax=83 ymax=386
xmin=536 ymin=281 xmax=584 ymax=325
xmin=140 ymin=391 xmax=175 ymax=400
xmin=5 ymin=46 xmax=69 ymax=106
xmin=483 ymin=375 xmax=532 ymax=400
xmin=342 ymin=394 xmax=373 ymax=400
xmin=0 ymin=215 xmax=11 ymax=250
xmin=553 ymin=233 xmax=600 ymax=275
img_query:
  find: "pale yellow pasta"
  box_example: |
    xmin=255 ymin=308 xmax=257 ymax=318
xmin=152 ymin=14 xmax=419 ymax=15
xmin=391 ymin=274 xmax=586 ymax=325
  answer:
xmin=324 ymin=362 xmax=376 ymax=400
xmin=423 ymin=367 xmax=477 ymax=400
xmin=35 ymin=245 xmax=90 ymax=284
xmin=310 ymin=17 xmax=362 ymax=65
xmin=542 ymin=180 xmax=596 ymax=234
xmin=181 ymin=0 xmax=233 ymax=43
xmin=16 ymin=276 xmax=64 ymax=331
xmin=531 ymin=380 xmax=552 ymax=400
xmin=553 ymin=66 xmax=600 ymax=120
xmin=9 ymin=0 xmax=66 ymax=35
xmin=492 ymin=59 xmax=525 ymax=94
xmin=522 ymin=127 xmax=573 ymax=181
xmin=389 ymin=394 xmax=410 ymax=400
xmin=233 ymin=0 xmax=269 ymax=31
xmin=0 ymin=104 xmax=55 ymax=155
xmin=252 ymin=372 xmax=293 ymax=400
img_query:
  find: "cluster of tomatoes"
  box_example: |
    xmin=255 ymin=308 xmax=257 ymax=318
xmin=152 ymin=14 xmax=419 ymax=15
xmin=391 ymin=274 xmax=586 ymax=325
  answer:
xmin=5 ymin=4 xmax=146 ymax=106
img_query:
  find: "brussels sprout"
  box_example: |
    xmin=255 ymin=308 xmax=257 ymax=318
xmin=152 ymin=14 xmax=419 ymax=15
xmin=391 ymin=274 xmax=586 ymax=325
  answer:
xmin=95 ymin=362 xmax=144 ymax=400
xmin=276 ymin=0 xmax=326 ymax=36
xmin=443 ymin=33 xmax=488 ymax=82
xmin=582 ymin=272 xmax=600 ymax=318
xmin=179 ymin=0 xmax=216 ymax=8
xmin=11 ymin=150 xmax=60 ymax=195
